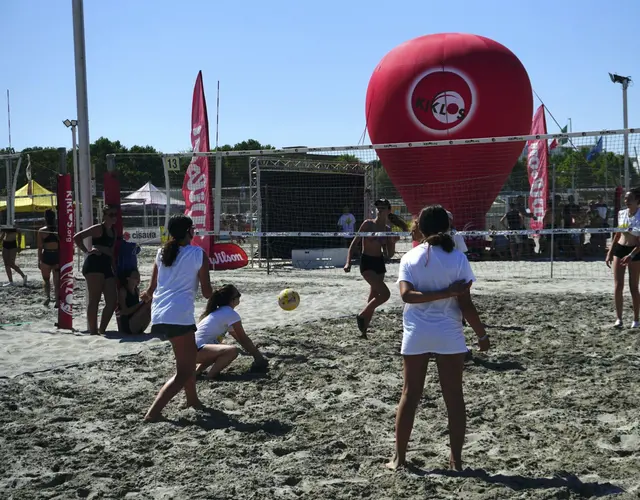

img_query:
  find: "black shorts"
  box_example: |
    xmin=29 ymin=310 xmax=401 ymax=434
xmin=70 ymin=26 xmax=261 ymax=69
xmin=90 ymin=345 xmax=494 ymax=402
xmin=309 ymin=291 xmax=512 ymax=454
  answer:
xmin=82 ymin=253 xmax=115 ymax=278
xmin=2 ymin=241 xmax=17 ymax=250
xmin=360 ymin=253 xmax=386 ymax=275
xmin=41 ymin=250 xmax=59 ymax=267
xmin=151 ymin=323 xmax=196 ymax=340
xmin=613 ymin=244 xmax=640 ymax=261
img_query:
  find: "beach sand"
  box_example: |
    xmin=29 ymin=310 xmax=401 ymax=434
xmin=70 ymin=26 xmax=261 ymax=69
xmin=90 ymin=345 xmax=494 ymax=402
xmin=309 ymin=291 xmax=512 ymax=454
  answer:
xmin=1 ymin=248 xmax=639 ymax=499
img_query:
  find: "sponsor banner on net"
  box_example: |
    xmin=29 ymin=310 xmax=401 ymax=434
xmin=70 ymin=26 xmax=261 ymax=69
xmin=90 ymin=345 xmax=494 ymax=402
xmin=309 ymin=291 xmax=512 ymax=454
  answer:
xmin=123 ymin=227 xmax=162 ymax=244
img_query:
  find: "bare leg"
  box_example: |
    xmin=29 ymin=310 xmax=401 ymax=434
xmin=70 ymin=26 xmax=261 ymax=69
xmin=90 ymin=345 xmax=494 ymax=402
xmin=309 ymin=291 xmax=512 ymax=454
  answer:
xmin=8 ymin=249 xmax=25 ymax=279
xmin=3 ymin=249 xmax=13 ymax=282
xmin=85 ymin=273 xmax=105 ymax=334
xmin=98 ymin=277 xmax=118 ymax=334
xmin=128 ymin=301 xmax=152 ymax=334
xmin=613 ymin=258 xmax=625 ymax=322
xmin=386 ymin=354 xmax=430 ymax=470
xmin=436 ymin=353 xmax=467 ymax=470
xmin=629 ymin=261 xmax=640 ymax=322
xmin=40 ymin=263 xmax=52 ymax=305
xmin=195 ymin=345 xmax=238 ymax=378
xmin=358 ymin=271 xmax=390 ymax=333
xmin=145 ymin=332 xmax=200 ymax=422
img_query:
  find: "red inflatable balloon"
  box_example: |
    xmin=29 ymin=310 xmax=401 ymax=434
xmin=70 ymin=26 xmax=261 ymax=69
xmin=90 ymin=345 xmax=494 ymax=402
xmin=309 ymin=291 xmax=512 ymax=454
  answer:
xmin=366 ymin=33 xmax=533 ymax=229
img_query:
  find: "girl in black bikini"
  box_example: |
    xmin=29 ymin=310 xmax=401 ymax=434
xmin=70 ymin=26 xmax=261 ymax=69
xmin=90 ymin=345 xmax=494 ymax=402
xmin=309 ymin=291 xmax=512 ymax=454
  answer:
xmin=117 ymin=268 xmax=151 ymax=335
xmin=344 ymin=199 xmax=408 ymax=337
xmin=37 ymin=209 xmax=59 ymax=306
xmin=74 ymin=205 xmax=119 ymax=335
xmin=1 ymin=226 xmax=27 ymax=286
xmin=606 ymin=188 xmax=640 ymax=328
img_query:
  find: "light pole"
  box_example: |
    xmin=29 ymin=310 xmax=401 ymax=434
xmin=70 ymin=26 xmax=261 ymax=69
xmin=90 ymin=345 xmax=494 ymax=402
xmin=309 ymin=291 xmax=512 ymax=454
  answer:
xmin=71 ymin=0 xmax=93 ymax=247
xmin=63 ymin=119 xmax=81 ymax=233
xmin=609 ymin=73 xmax=632 ymax=190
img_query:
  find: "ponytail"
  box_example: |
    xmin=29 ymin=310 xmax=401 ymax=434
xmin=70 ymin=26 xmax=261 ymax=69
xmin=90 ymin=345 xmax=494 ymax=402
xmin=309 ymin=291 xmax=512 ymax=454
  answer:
xmin=425 ymin=231 xmax=455 ymax=252
xmin=388 ymin=212 xmax=409 ymax=232
xmin=199 ymin=284 xmax=238 ymax=321
xmin=161 ymin=239 xmax=181 ymax=267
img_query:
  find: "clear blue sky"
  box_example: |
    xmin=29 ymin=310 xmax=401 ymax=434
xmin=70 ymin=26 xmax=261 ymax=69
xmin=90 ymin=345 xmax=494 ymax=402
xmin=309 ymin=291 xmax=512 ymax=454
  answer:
xmin=2 ymin=0 xmax=639 ymax=153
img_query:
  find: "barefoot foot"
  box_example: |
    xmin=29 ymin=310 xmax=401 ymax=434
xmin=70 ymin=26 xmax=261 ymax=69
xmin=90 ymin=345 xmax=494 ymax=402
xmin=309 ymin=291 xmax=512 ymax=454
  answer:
xmin=385 ymin=456 xmax=405 ymax=471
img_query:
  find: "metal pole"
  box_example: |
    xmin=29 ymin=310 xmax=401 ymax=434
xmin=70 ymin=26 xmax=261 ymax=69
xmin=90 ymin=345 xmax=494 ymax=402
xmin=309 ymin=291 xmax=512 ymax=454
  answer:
xmin=58 ymin=148 xmax=67 ymax=174
xmin=623 ymin=81 xmax=630 ymax=190
xmin=214 ymin=155 xmax=222 ymax=234
xmin=71 ymin=125 xmax=81 ymax=233
xmin=569 ymin=118 xmax=575 ymax=192
xmin=5 ymin=158 xmax=11 ymax=226
xmin=71 ymin=0 xmax=93 ymax=247
xmin=550 ymin=161 xmax=556 ymax=279
xmin=10 ymin=156 xmax=23 ymax=226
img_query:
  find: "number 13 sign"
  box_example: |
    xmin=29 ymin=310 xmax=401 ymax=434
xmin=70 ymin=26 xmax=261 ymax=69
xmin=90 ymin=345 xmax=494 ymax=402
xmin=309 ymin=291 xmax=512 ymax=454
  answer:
xmin=163 ymin=156 xmax=181 ymax=172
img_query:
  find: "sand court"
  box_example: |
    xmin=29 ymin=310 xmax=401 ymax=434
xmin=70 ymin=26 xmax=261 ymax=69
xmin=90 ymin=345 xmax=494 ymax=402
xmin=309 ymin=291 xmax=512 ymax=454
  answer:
xmin=1 ymin=249 xmax=639 ymax=498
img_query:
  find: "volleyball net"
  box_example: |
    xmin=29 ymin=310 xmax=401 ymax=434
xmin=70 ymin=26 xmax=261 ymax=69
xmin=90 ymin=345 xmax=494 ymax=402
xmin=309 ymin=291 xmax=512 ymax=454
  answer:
xmin=105 ymin=128 xmax=636 ymax=279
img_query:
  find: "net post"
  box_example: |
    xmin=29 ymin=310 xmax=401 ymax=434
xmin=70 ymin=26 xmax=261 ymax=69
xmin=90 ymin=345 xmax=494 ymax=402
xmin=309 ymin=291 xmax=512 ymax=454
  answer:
xmin=4 ymin=157 xmax=11 ymax=226
xmin=10 ymin=156 xmax=23 ymax=226
xmin=550 ymin=161 xmax=556 ymax=278
xmin=162 ymin=154 xmax=171 ymax=236
xmin=214 ymin=154 xmax=222 ymax=234
xmin=56 ymin=147 xmax=74 ymax=330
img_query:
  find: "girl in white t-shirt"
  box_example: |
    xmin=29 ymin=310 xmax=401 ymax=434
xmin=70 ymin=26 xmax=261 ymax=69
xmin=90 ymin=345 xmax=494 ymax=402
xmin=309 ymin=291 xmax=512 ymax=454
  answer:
xmin=388 ymin=204 xmax=489 ymax=472
xmin=143 ymin=215 xmax=213 ymax=422
xmin=606 ymin=188 xmax=640 ymax=328
xmin=194 ymin=284 xmax=268 ymax=379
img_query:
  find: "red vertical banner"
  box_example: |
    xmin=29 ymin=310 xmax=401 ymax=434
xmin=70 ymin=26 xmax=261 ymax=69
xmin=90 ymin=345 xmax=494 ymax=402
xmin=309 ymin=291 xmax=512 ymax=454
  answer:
xmin=182 ymin=70 xmax=212 ymax=257
xmin=104 ymin=171 xmax=122 ymax=263
xmin=57 ymin=174 xmax=74 ymax=330
xmin=527 ymin=105 xmax=549 ymax=230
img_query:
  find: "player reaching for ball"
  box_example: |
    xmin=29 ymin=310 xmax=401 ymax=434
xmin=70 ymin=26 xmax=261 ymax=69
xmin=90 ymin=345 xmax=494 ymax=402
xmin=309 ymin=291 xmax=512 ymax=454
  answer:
xmin=344 ymin=199 xmax=408 ymax=337
xmin=387 ymin=204 xmax=489 ymax=472
xmin=194 ymin=284 xmax=268 ymax=378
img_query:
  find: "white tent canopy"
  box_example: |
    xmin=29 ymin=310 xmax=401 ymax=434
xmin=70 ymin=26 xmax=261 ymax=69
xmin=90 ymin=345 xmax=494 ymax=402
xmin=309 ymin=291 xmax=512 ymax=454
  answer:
xmin=122 ymin=182 xmax=185 ymax=208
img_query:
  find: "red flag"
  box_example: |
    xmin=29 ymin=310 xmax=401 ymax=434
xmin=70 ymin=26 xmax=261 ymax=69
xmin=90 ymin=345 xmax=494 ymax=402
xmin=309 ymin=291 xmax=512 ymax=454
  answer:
xmin=549 ymin=138 xmax=558 ymax=150
xmin=56 ymin=174 xmax=74 ymax=330
xmin=183 ymin=71 xmax=212 ymax=257
xmin=526 ymin=105 xmax=549 ymax=231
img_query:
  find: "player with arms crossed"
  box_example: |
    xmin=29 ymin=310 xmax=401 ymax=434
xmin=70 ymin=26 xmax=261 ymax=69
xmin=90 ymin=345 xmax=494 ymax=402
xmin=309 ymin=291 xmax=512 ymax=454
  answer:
xmin=388 ymin=204 xmax=489 ymax=471
xmin=344 ymin=199 xmax=408 ymax=337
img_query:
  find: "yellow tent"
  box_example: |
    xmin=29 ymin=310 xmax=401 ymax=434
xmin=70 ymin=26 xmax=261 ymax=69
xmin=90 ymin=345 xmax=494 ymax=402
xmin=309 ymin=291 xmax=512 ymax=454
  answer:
xmin=0 ymin=181 xmax=57 ymax=212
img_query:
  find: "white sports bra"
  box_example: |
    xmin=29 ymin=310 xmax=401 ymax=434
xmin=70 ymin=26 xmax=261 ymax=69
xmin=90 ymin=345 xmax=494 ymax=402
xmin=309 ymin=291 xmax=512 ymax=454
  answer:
xmin=617 ymin=209 xmax=640 ymax=235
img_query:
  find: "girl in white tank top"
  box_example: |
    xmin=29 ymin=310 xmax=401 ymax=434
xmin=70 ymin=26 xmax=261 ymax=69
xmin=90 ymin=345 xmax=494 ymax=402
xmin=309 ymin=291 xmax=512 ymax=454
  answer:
xmin=143 ymin=215 xmax=213 ymax=422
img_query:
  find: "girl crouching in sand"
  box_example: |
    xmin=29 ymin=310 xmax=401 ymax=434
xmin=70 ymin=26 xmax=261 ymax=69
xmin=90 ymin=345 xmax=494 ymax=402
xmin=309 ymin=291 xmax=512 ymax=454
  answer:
xmin=143 ymin=215 xmax=213 ymax=422
xmin=117 ymin=268 xmax=151 ymax=335
xmin=388 ymin=204 xmax=489 ymax=471
xmin=194 ymin=284 xmax=268 ymax=379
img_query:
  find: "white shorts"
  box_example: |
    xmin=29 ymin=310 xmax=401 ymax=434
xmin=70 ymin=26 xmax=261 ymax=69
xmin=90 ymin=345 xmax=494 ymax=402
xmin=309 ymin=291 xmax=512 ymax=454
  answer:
xmin=401 ymin=321 xmax=468 ymax=356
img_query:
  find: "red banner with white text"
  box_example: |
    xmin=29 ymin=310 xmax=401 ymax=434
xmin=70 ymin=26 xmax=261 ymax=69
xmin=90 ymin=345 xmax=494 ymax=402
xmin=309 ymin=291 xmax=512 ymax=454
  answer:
xmin=182 ymin=71 xmax=212 ymax=257
xmin=526 ymin=105 xmax=549 ymax=230
xmin=57 ymin=174 xmax=74 ymax=330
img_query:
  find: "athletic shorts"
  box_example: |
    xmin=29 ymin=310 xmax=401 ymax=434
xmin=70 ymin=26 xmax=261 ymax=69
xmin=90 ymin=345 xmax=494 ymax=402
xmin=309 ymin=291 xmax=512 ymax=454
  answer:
xmin=82 ymin=253 xmax=115 ymax=278
xmin=151 ymin=323 xmax=196 ymax=340
xmin=41 ymin=250 xmax=59 ymax=267
xmin=2 ymin=241 xmax=17 ymax=250
xmin=613 ymin=244 xmax=640 ymax=261
xmin=360 ymin=254 xmax=386 ymax=275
